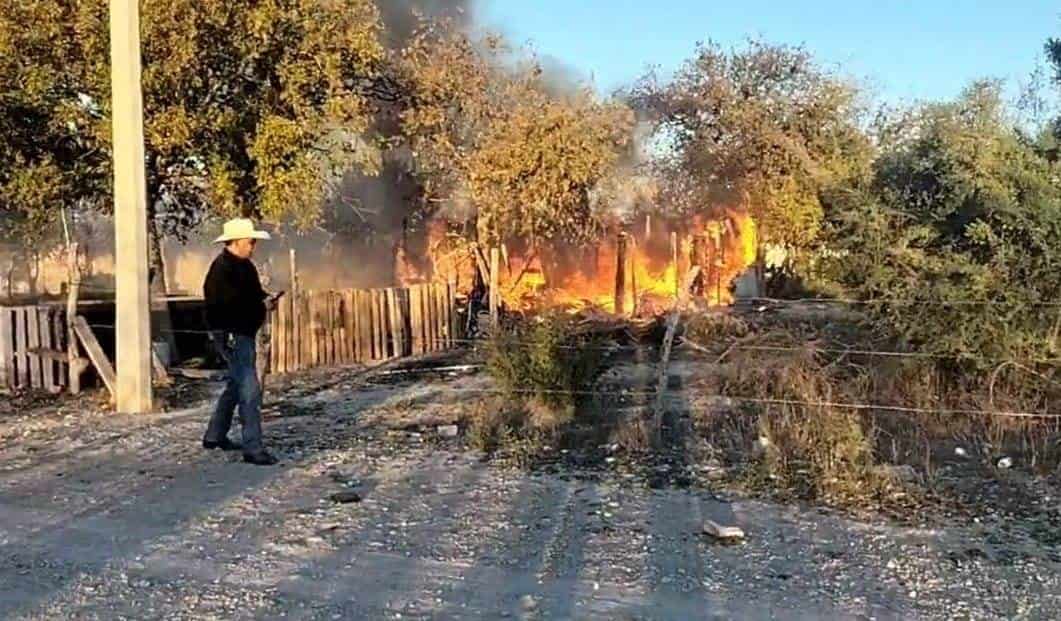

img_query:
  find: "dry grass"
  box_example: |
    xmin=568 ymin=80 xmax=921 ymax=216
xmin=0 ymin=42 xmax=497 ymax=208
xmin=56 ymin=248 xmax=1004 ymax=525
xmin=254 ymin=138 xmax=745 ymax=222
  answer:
xmin=689 ymin=307 xmax=1061 ymax=509
xmin=706 ymin=348 xmax=897 ymax=505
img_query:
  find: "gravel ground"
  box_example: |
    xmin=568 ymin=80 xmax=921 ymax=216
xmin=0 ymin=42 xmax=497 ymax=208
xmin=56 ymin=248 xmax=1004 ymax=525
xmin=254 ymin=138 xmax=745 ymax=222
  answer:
xmin=1 ymin=355 xmax=1060 ymax=620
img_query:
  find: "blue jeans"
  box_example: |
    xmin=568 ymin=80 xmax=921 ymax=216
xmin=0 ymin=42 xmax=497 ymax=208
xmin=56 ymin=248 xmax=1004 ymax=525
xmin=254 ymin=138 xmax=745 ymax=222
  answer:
xmin=204 ymin=333 xmax=264 ymax=455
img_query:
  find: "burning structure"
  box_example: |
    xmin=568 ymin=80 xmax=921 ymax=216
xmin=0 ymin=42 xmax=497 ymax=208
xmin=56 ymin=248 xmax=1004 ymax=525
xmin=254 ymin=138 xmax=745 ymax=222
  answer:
xmin=393 ymin=207 xmax=758 ymax=319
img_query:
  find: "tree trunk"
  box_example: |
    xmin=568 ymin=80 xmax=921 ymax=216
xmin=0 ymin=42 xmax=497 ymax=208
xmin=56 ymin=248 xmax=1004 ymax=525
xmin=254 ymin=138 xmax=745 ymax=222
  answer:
xmin=148 ymin=218 xmax=169 ymax=296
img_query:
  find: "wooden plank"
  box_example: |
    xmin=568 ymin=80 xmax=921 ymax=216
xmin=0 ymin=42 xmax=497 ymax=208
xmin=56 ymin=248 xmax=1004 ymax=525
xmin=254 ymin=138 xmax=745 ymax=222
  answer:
xmin=409 ymin=285 xmax=422 ymax=355
xmin=318 ymin=291 xmax=329 ymax=366
xmin=332 ymin=292 xmax=341 ymax=364
xmin=343 ymin=290 xmax=355 ymax=362
xmin=423 ymin=284 xmax=433 ymax=354
xmin=331 ymin=291 xmax=341 ymax=364
xmin=418 ymin=285 xmax=428 ymax=355
xmin=323 ymin=291 xmax=333 ymax=366
xmin=320 ymin=290 xmax=329 ymax=366
xmin=375 ymin=290 xmax=388 ymax=360
xmin=28 ymin=348 xmax=73 ymax=362
xmin=309 ymin=291 xmax=320 ymax=367
xmin=426 ymin=284 xmax=438 ymax=353
xmin=385 ymin=289 xmax=397 ymax=359
xmin=435 ymin=284 xmax=443 ymax=350
xmin=72 ymin=315 xmax=116 ymax=400
xmin=289 ymin=249 xmax=299 ymax=372
xmin=0 ymin=308 xmax=11 ymax=389
xmin=285 ymin=294 xmax=294 ymax=372
xmin=65 ymin=242 xmax=81 ymax=393
xmin=443 ymin=282 xmax=453 ymax=348
xmin=39 ymin=308 xmax=56 ymax=392
xmin=321 ymin=291 xmax=331 ymax=366
xmin=449 ymin=282 xmax=462 ymax=341
xmin=360 ymin=289 xmax=371 ymax=362
xmin=450 ymin=281 xmax=460 ymax=342
xmin=379 ymin=289 xmax=389 ymax=359
xmin=290 ymin=288 xmax=299 ymax=367
xmin=438 ymin=284 xmax=448 ymax=349
xmin=270 ymin=300 xmax=280 ymax=372
xmin=396 ymin=288 xmax=409 ymax=357
xmin=53 ymin=309 xmax=67 ymax=388
xmin=301 ymin=293 xmax=311 ymax=370
xmin=14 ymin=308 xmax=28 ymax=388
xmin=489 ymin=248 xmax=500 ymax=328
xmin=26 ymin=306 xmax=42 ymax=388
xmin=274 ymin=294 xmax=285 ymax=375
xmin=351 ymin=290 xmax=361 ymax=363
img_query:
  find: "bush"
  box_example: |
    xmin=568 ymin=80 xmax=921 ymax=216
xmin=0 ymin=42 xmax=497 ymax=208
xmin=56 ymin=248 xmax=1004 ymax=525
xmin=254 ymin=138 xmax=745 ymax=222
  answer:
xmin=484 ymin=312 xmax=606 ymax=430
xmin=820 ymin=83 xmax=1061 ymax=373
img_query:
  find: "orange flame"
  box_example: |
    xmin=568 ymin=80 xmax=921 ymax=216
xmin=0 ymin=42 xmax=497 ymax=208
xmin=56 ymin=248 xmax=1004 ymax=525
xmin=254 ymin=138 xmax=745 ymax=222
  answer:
xmin=498 ymin=211 xmax=757 ymax=314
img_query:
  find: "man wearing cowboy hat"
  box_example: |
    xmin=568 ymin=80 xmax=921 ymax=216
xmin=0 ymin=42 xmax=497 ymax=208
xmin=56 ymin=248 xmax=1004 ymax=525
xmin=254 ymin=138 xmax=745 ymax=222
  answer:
xmin=202 ymin=217 xmax=279 ymax=465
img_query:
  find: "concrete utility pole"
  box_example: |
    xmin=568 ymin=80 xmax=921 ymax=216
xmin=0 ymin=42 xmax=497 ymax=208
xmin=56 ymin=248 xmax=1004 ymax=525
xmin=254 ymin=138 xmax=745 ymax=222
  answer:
xmin=110 ymin=0 xmax=153 ymax=413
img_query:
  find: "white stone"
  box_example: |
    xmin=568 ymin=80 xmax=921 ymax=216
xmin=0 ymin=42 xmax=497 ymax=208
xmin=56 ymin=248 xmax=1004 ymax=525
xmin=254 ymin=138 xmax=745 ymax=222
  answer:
xmin=703 ymin=519 xmax=744 ymax=540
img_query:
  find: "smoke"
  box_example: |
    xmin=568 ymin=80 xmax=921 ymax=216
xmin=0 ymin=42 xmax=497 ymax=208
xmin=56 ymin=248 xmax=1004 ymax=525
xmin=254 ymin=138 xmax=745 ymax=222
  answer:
xmin=377 ymin=0 xmax=472 ymax=47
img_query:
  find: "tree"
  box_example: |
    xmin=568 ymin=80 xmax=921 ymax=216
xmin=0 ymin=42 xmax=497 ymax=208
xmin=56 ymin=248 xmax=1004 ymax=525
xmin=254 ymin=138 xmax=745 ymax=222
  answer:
xmin=824 ymin=82 xmax=1061 ymax=369
xmin=631 ymin=40 xmax=872 ymax=259
xmin=0 ymin=0 xmax=393 ymax=291
xmin=397 ymin=22 xmax=634 ymax=248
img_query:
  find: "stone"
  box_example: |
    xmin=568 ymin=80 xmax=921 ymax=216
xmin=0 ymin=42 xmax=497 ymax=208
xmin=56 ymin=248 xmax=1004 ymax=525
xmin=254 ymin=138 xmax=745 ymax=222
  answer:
xmin=997 ymin=456 xmax=1013 ymax=469
xmin=330 ymin=491 xmax=362 ymax=504
xmin=703 ymin=519 xmax=744 ymax=540
xmin=876 ymin=464 xmax=920 ymax=484
xmin=520 ymin=594 xmax=538 ymax=611
xmin=437 ymin=425 xmax=459 ymax=438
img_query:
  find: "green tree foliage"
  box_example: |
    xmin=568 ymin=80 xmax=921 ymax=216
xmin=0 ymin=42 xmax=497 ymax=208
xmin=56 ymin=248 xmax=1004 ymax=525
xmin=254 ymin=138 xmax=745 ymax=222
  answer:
xmin=0 ymin=0 xmax=390 ymax=240
xmin=632 ymin=40 xmax=872 ymax=253
xmin=825 ymin=82 xmax=1061 ymax=368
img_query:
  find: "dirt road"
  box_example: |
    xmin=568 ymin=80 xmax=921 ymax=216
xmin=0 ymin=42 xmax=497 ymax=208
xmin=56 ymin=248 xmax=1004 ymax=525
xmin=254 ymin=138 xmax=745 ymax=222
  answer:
xmin=1 ymin=361 xmax=1059 ymax=620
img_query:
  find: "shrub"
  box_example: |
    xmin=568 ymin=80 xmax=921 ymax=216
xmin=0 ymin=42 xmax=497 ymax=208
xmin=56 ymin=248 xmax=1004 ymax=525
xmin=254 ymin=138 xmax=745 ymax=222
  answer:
xmin=485 ymin=312 xmax=606 ymax=429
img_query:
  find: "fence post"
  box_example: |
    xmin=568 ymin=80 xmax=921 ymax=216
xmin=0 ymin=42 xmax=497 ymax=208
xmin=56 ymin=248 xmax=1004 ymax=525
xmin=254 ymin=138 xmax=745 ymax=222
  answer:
xmin=489 ymin=248 xmax=500 ymax=329
xmin=614 ymin=233 xmax=627 ymax=315
xmin=65 ymin=243 xmax=84 ymax=393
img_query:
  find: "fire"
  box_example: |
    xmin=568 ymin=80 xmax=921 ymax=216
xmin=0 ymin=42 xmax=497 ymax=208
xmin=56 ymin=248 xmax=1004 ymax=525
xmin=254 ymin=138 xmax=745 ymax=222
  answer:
xmin=395 ymin=210 xmax=758 ymax=317
xmin=497 ymin=211 xmax=758 ymax=314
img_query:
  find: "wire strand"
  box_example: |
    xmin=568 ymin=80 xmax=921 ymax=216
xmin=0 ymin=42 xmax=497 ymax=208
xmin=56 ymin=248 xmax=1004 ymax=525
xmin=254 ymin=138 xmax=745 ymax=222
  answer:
xmin=356 ymin=381 xmax=1061 ymax=420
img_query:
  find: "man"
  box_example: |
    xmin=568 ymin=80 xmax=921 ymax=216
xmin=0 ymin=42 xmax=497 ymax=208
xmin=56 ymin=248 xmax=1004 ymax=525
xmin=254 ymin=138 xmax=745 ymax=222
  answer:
xmin=202 ymin=217 xmax=278 ymax=466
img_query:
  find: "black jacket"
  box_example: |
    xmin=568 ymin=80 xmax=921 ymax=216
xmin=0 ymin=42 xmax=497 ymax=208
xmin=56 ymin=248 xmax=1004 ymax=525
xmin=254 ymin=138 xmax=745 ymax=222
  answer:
xmin=203 ymin=250 xmax=267 ymax=337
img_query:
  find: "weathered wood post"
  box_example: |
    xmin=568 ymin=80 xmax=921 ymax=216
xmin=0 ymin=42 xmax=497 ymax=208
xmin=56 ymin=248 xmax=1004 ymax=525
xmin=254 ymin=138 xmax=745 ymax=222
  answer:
xmin=614 ymin=233 xmax=628 ymax=315
xmin=289 ymin=248 xmax=299 ymax=370
xmin=628 ymin=238 xmax=638 ymax=316
xmin=489 ymin=247 xmax=500 ymax=329
xmin=65 ymin=242 xmax=87 ymax=394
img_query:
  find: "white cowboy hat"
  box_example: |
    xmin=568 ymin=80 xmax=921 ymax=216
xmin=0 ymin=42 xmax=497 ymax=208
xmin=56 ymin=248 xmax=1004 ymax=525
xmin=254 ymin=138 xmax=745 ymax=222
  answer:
xmin=214 ymin=218 xmax=272 ymax=243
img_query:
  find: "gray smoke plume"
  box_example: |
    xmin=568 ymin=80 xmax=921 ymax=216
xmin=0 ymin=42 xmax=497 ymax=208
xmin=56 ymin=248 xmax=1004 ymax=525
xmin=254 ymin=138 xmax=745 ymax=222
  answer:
xmin=377 ymin=0 xmax=473 ymax=47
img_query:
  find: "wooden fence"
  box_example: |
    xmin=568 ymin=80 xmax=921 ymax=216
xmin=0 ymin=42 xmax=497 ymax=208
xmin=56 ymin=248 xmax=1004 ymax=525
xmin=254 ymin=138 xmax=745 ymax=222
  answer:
xmin=0 ymin=305 xmax=69 ymax=392
xmin=268 ymin=282 xmax=460 ymax=375
xmin=0 ymin=281 xmax=461 ymax=391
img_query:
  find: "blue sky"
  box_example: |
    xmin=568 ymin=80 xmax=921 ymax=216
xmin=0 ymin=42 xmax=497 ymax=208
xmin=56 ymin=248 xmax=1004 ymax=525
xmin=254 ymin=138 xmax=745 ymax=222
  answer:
xmin=475 ymin=1 xmax=1059 ymax=106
